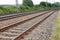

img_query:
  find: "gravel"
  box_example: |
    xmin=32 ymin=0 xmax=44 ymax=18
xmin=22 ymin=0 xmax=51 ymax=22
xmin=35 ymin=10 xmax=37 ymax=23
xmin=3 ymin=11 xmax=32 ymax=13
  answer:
xmin=21 ymin=11 xmax=58 ymax=40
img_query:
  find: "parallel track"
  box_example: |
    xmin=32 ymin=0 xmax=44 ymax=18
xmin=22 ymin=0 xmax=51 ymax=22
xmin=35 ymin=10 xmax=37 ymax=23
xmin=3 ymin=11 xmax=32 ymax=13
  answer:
xmin=0 ymin=11 xmax=51 ymax=32
xmin=0 ymin=10 xmax=47 ymax=21
xmin=0 ymin=10 xmax=57 ymax=40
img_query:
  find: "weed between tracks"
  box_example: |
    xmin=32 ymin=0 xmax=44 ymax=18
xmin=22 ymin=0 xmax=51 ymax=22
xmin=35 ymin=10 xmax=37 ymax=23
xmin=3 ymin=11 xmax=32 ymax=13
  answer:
xmin=52 ymin=11 xmax=60 ymax=40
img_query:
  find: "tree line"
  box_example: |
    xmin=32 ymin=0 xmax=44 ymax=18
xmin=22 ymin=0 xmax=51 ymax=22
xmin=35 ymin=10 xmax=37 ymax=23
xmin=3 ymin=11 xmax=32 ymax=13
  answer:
xmin=0 ymin=0 xmax=60 ymax=14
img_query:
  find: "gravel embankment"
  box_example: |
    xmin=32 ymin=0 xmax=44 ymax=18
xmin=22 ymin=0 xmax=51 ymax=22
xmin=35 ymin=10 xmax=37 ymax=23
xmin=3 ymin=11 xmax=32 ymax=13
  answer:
xmin=21 ymin=11 xmax=58 ymax=40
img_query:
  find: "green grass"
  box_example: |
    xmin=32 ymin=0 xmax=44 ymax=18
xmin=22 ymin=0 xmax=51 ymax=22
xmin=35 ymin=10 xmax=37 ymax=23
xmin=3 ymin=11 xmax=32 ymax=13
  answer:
xmin=52 ymin=11 xmax=60 ymax=40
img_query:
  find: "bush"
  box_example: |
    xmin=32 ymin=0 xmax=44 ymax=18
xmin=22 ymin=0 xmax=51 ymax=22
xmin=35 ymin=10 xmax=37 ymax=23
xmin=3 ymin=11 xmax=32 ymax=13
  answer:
xmin=0 ymin=6 xmax=17 ymax=14
xmin=0 ymin=10 xmax=4 ymax=14
xmin=19 ymin=5 xmax=31 ymax=12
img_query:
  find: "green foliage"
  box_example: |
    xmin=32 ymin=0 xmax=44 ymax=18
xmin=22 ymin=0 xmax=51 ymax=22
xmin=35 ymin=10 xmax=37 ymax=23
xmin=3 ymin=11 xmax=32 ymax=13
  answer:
xmin=0 ymin=9 xmax=4 ymax=14
xmin=40 ymin=2 xmax=46 ymax=7
xmin=19 ymin=5 xmax=45 ymax=13
xmin=23 ymin=0 xmax=34 ymax=7
xmin=40 ymin=2 xmax=52 ymax=7
xmin=52 ymin=2 xmax=60 ymax=8
xmin=19 ymin=5 xmax=30 ymax=12
xmin=0 ymin=6 xmax=4 ymax=10
xmin=0 ymin=1 xmax=60 ymax=14
xmin=0 ymin=6 xmax=16 ymax=14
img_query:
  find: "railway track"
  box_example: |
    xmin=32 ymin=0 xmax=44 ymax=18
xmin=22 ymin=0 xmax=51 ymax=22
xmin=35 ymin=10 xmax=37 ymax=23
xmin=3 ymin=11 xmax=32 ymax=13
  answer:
xmin=0 ymin=10 xmax=57 ymax=40
xmin=21 ymin=10 xmax=58 ymax=40
xmin=0 ymin=11 xmax=50 ymax=31
xmin=0 ymin=10 xmax=47 ymax=21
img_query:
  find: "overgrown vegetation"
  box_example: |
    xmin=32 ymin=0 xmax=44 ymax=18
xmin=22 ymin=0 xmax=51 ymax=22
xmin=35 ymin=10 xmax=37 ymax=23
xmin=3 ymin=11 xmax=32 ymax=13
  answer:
xmin=52 ymin=11 xmax=60 ymax=40
xmin=0 ymin=0 xmax=60 ymax=14
xmin=0 ymin=6 xmax=16 ymax=14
